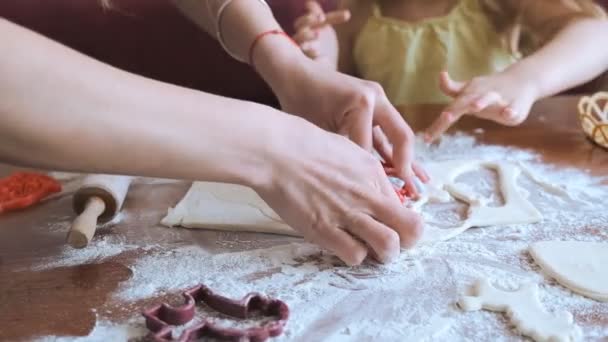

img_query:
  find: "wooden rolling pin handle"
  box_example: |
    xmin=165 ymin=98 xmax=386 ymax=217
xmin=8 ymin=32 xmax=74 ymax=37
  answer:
xmin=66 ymin=196 xmax=106 ymax=249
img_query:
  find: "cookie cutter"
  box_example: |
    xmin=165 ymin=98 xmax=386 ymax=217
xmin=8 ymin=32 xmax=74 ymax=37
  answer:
xmin=142 ymin=285 xmax=289 ymax=342
xmin=382 ymin=162 xmax=425 ymax=202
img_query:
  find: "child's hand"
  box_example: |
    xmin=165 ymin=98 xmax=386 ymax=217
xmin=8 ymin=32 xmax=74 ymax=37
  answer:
xmin=425 ymin=71 xmax=539 ymax=142
xmin=293 ymin=1 xmax=350 ymax=60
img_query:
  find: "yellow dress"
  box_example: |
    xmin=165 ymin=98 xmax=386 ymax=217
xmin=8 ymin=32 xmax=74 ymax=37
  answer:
xmin=353 ymin=0 xmax=519 ymax=106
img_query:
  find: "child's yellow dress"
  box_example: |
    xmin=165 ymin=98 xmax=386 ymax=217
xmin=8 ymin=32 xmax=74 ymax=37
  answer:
xmin=353 ymin=0 xmax=520 ymax=106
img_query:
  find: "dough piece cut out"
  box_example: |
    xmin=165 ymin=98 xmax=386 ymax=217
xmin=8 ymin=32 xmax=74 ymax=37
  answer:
xmin=161 ymin=160 xmax=542 ymax=244
xmin=413 ymin=160 xmax=543 ymax=244
xmin=459 ymin=279 xmax=581 ymax=342
xmin=530 ymin=241 xmax=608 ymax=302
xmin=161 ymin=182 xmax=298 ymax=236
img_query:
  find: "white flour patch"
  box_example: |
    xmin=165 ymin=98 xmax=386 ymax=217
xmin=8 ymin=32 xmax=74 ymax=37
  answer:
xmin=37 ymin=134 xmax=608 ymax=341
xmin=29 ymin=234 xmax=143 ymax=271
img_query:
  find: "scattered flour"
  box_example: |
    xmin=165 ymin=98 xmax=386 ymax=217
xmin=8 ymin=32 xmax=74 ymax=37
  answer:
xmin=34 ymin=318 xmax=147 ymax=342
xmin=34 ymin=134 xmax=608 ymax=341
xmin=27 ymin=212 xmax=143 ymax=272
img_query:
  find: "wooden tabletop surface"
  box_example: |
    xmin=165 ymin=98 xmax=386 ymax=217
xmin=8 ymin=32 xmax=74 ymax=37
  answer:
xmin=0 ymin=95 xmax=606 ymax=341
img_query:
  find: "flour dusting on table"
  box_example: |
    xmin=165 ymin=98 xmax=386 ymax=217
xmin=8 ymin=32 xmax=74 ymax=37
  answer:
xmin=35 ymin=134 xmax=608 ymax=341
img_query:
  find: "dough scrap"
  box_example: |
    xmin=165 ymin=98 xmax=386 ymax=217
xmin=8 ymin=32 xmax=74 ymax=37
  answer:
xmin=161 ymin=160 xmax=542 ymax=244
xmin=413 ymin=160 xmax=542 ymax=244
xmin=530 ymin=241 xmax=608 ymax=302
xmin=459 ymin=279 xmax=581 ymax=342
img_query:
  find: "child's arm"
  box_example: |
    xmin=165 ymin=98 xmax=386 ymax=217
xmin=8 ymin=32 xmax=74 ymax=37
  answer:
xmin=425 ymin=1 xmax=608 ymax=142
xmin=509 ymin=2 xmax=608 ymax=97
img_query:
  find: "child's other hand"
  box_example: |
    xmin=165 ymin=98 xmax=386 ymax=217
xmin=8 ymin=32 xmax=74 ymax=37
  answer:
xmin=293 ymin=1 xmax=350 ymax=60
xmin=425 ymin=71 xmax=538 ymax=142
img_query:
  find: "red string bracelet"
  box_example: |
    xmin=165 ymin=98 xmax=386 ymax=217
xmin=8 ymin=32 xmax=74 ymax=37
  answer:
xmin=248 ymin=29 xmax=298 ymax=66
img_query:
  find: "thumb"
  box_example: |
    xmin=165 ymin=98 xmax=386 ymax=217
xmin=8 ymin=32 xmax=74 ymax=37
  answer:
xmin=439 ymin=71 xmax=465 ymax=97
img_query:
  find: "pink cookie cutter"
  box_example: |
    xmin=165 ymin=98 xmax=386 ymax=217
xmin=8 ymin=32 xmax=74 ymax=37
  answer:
xmin=142 ymin=284 xmax=289 ymax=342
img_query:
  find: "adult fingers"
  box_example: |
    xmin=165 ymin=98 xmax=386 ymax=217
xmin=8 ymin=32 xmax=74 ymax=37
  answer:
xmin=372 ymin=98 xmax=416 ymax=195
xmin=471 ymin=92 xmax=503 ymax=113
xmin=347 ymin=106 xmax=374 ymax=152
xmin=372 ymin=125 xmax=393 ymax=164
xmin=370 ymin=196 xmax=424 ymax=248
xmin=310 ymin=225 xmax=368 ymax=266
xmin=346 ymin=213 xmax=400 ymax=263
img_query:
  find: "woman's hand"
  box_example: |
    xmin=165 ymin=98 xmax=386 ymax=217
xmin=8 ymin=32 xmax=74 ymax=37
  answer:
xmin=256 ymin=48 xmax=428 ymax=197
xmin=292 ymin=1 xmax=350 ymax=60
xmin=255 ymin=115 xmax=423 ymax=266
xmin=425 ymin=71 xmax=539 ymax=142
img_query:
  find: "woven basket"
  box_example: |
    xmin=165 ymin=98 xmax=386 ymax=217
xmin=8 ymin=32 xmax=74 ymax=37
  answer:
xmin=578 ymin=92 xmax=608 ymax=149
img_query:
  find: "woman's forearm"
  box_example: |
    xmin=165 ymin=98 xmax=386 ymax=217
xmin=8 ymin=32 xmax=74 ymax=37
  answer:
xmin=172 ymin=0 xmax=305 ymax=93
xmin=0 ymin=19 xmax=289 ymax=187
xmin=506 ymin=18 xmax=608 ymax=98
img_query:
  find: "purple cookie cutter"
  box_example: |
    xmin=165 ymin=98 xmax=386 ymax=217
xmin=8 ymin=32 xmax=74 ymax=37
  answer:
xmin=142 ymin=284 xmax=289 ymax=342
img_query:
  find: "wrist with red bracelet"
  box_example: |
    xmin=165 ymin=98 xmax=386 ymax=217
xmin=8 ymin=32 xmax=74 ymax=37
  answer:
xmin=247 ymin=29 xmax=299 ymax=67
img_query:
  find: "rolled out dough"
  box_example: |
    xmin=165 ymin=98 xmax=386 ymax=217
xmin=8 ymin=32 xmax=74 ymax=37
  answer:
xmin=414 ymin=160 xmax=542 ymax=244
xmin=459 ymin=279 xmax=581 ymax=342
xmin=530 ymin=241 xmax=608 ymax=302
xmin=161 ymin=160 xmax=542 ymax=244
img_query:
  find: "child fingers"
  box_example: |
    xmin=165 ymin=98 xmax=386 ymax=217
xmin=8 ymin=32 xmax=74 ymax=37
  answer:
xmin=305 ymin=0 xmax=325 ymax=16
xmin=323 ymin=9 xmax=351 ymax=26
xmin=424 ymin=110 xmax=464 ymax=143
xmin=294 ymin=12 xmax=325 ymax=32
xmin=295 ymin=1 xmax=350 ymax=30
xmin=293 ymin=27 xmax=319 ymax=45
xmin=499 ymin=105 xmax=526 ymax=126
xmin=439 ymin=71 xmax=466 ymax=97
xmin=425 ymin=92 xmax=479 ymax=141
xmin=301 ymin=41 xmax=321 ymax=59
xmin=470 ymin=92 xmax=503 ymax=112
xmin=445 ymin=92 xmax=482 ymax=116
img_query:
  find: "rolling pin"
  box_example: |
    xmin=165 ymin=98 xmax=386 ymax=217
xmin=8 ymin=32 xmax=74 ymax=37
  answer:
xmin=66 ymin=175 xmax=132 ymax=248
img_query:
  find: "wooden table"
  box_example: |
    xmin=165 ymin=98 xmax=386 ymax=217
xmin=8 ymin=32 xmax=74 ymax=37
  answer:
xmin=0 ymin=96 xmax=606 ymax=341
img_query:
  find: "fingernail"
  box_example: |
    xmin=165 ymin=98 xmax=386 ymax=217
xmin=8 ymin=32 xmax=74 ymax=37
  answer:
xmin=423 ymin=133 xmax=432 ymax=142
